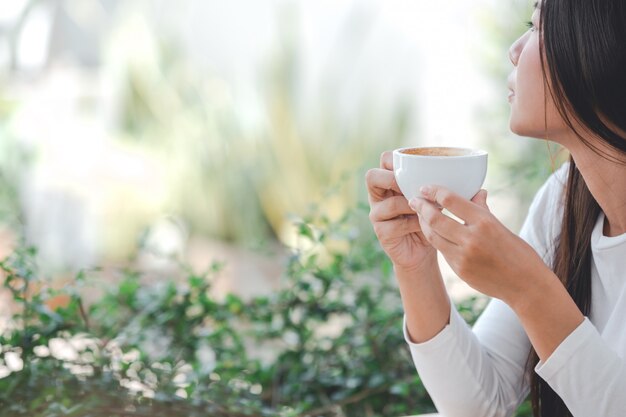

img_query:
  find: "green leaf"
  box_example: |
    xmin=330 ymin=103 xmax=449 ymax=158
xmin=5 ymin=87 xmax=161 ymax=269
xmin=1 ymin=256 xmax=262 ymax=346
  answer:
xmin=297 ymin=222 xmax=316 ymax=241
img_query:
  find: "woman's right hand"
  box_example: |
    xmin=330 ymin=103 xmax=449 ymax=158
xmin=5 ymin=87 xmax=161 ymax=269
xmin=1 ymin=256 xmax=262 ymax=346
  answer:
xmin=366 ymin=151 xmax=438 ymax=272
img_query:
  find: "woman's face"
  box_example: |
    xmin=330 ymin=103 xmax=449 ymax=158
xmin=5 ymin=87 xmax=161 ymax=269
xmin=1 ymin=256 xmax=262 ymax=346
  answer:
xmin=507 ymin=2 xmax=568 ymax=139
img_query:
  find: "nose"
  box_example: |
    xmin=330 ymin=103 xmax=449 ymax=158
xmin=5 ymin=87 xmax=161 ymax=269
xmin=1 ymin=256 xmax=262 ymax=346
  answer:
xmin=508 ymin=34 xmax=525 ymax=66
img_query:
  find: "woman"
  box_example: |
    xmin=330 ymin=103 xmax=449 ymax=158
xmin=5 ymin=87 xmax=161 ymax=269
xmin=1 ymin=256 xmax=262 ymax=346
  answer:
xmin=365 ymin=0 xmax=626 ymax=416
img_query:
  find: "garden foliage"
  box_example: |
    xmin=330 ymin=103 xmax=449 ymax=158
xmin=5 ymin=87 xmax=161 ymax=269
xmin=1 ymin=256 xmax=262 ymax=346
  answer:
xmin=0 ymin=204 xmax=490 ymax=417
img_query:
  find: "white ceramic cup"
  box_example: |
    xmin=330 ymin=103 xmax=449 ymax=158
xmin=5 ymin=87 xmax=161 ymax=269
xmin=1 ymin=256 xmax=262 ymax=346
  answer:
xmin=393 ymin=146 xmax=488 ymax=202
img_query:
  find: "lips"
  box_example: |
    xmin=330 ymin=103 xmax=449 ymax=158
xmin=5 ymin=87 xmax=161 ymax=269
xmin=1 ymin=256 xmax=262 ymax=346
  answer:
xmin=507 ymin=76 xmax=515 ymax=99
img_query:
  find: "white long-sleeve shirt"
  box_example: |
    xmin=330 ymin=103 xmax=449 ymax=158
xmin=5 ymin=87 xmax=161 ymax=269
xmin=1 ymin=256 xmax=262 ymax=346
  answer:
xmin=403 ymin=162 xmax=626 ymax=417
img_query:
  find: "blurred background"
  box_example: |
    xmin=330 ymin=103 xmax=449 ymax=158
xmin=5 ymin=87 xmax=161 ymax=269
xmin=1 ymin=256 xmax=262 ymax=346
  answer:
xmin=0 ymin=0 xmax=565 ymax=297
xmin=0 ymin=1 xmax=570 ymax=415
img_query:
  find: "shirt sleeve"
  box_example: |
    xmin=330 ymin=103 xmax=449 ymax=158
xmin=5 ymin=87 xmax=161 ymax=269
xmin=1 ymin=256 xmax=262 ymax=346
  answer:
xmin=402 ymin=163 xmax=570 ymax=417
xmin=404 ymin=299 xmax=530 ymax=417
xmin=535 ymin=319 xmax=626 ymax=416
xmin=519 ymin=163 xmax=626 ymax=416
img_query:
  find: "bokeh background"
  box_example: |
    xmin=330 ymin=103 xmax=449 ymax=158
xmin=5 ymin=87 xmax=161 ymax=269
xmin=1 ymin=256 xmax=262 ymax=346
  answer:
xmin=0 ymin=0 xmax=564 ymax=289
xmin=0 ymin=1 xmax=567 ymax=414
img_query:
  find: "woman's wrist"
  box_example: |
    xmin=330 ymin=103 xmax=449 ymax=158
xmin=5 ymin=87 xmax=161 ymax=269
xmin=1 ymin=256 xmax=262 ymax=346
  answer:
xmin=502 ymin=264 xmax=559 ymax=315
xmin=393 ymin=253 xmax=440 ymax=280
xmin=395 ymin=258 xmax=450 ymax=344
xmin=505 ymin=268 xmax=584 ymax=361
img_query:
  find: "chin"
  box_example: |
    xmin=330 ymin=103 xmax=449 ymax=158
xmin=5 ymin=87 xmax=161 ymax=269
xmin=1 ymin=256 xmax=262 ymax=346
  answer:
xmin=509 ymin=114 xmax=544 ymax=139
xmin=509 ymin=117 xmax=530 ymax=137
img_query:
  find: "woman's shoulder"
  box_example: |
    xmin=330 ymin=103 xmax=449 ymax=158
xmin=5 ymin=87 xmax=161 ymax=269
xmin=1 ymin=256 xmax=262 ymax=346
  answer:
xmin=519 ymin=161 xmax=570 ymax=264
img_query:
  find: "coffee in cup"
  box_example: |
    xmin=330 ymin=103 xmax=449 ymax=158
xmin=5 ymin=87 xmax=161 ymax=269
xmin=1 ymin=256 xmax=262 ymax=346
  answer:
xmin=393 ymin=146 xmax=488 ymax=202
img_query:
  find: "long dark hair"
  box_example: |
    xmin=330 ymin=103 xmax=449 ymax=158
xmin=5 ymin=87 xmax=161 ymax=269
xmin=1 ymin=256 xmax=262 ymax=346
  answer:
xmin=526 ymin=0 xmax=626 ymax=416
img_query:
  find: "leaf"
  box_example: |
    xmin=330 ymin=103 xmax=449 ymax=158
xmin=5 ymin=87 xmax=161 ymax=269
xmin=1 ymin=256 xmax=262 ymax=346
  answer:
xmin=297 ymin=222 xmax=316 ymax=241
xmin=119 ymin=276 xmax=140 ymax=301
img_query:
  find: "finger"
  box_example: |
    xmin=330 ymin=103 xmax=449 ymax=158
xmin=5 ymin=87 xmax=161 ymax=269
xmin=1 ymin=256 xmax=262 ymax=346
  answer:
xmin=420 ymin=185 xmax=484 ymax=224
xmin=410 ymin=198 xmax=464 ymax=245
xmin=370 ymin=195 xmax=415 ymax=222
xmin=471 ymin=189 xmax=489 ymax=210
xmin=380 ymin=151 xmax=393 ymax=170
xmin=374 ymin=215 xmax=422 ymax=240
xmin=366 ymin=169 xmax=402 ymax=202
xmin=418 ymin=217 xmax=458 ymax=253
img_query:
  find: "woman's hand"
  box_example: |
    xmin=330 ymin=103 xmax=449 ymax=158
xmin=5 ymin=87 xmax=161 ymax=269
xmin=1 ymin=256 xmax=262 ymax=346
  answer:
xmin=409 ymin=185 xmax=550 ymax=304
xmin=366 ymin=151 xmax=438 ymax=272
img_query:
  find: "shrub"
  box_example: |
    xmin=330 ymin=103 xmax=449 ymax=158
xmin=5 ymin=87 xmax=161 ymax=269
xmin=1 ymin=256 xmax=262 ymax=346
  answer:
xmin=0 ymin=204 xmax=488 ymax=417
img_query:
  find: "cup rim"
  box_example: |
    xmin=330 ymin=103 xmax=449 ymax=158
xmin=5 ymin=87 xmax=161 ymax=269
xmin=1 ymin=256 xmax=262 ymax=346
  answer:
xmin=393 ymin=146 xmax=488 ymax=159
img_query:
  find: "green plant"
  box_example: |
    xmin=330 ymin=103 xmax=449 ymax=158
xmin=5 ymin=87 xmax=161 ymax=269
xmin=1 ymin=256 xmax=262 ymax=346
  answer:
xmin=0 ymin=199 xmax=494 ymax=417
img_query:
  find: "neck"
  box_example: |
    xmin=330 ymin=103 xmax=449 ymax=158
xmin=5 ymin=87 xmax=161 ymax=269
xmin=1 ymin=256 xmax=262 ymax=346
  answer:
xmin=567 ymin=143 xmax=626 ymax=237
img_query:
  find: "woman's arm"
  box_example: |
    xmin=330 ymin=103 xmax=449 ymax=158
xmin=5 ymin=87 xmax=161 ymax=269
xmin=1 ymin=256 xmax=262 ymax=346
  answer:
xmin=411 ymin=179 xmax=626 ymax=416
xmin=507 ymin=268 xmax=583 ymax=362
xmin=411 ymin=181 xmax=583 ymax=358
xmin=404 ymin=296 xmax=532 ymax=417
xmin=533 ymin=318 xmax=626 ymax=417
xmin=395 ymin=257 xmax=450 ymax=344
xmin=400 ymin=164 xmax=592 ymax=416
xmin=510 ymin=274 xmax=626 ymax=417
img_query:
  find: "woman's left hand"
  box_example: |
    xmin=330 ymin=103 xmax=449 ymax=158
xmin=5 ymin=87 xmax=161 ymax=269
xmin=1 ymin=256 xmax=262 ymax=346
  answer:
xmin=409 ymin=185 xmax=550 ymax=304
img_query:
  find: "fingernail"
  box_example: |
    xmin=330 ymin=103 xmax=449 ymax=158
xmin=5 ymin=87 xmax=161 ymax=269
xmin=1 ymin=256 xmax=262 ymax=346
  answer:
xmin=420 ymin=186 xmax=431 ymax=195
xmin=409 ymin=198 xmax=418 ymax=210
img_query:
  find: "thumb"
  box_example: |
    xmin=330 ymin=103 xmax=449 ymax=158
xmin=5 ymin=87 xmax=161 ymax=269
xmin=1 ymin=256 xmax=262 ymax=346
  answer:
xmin=471 ymin=189 xmax=489 ymax=209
